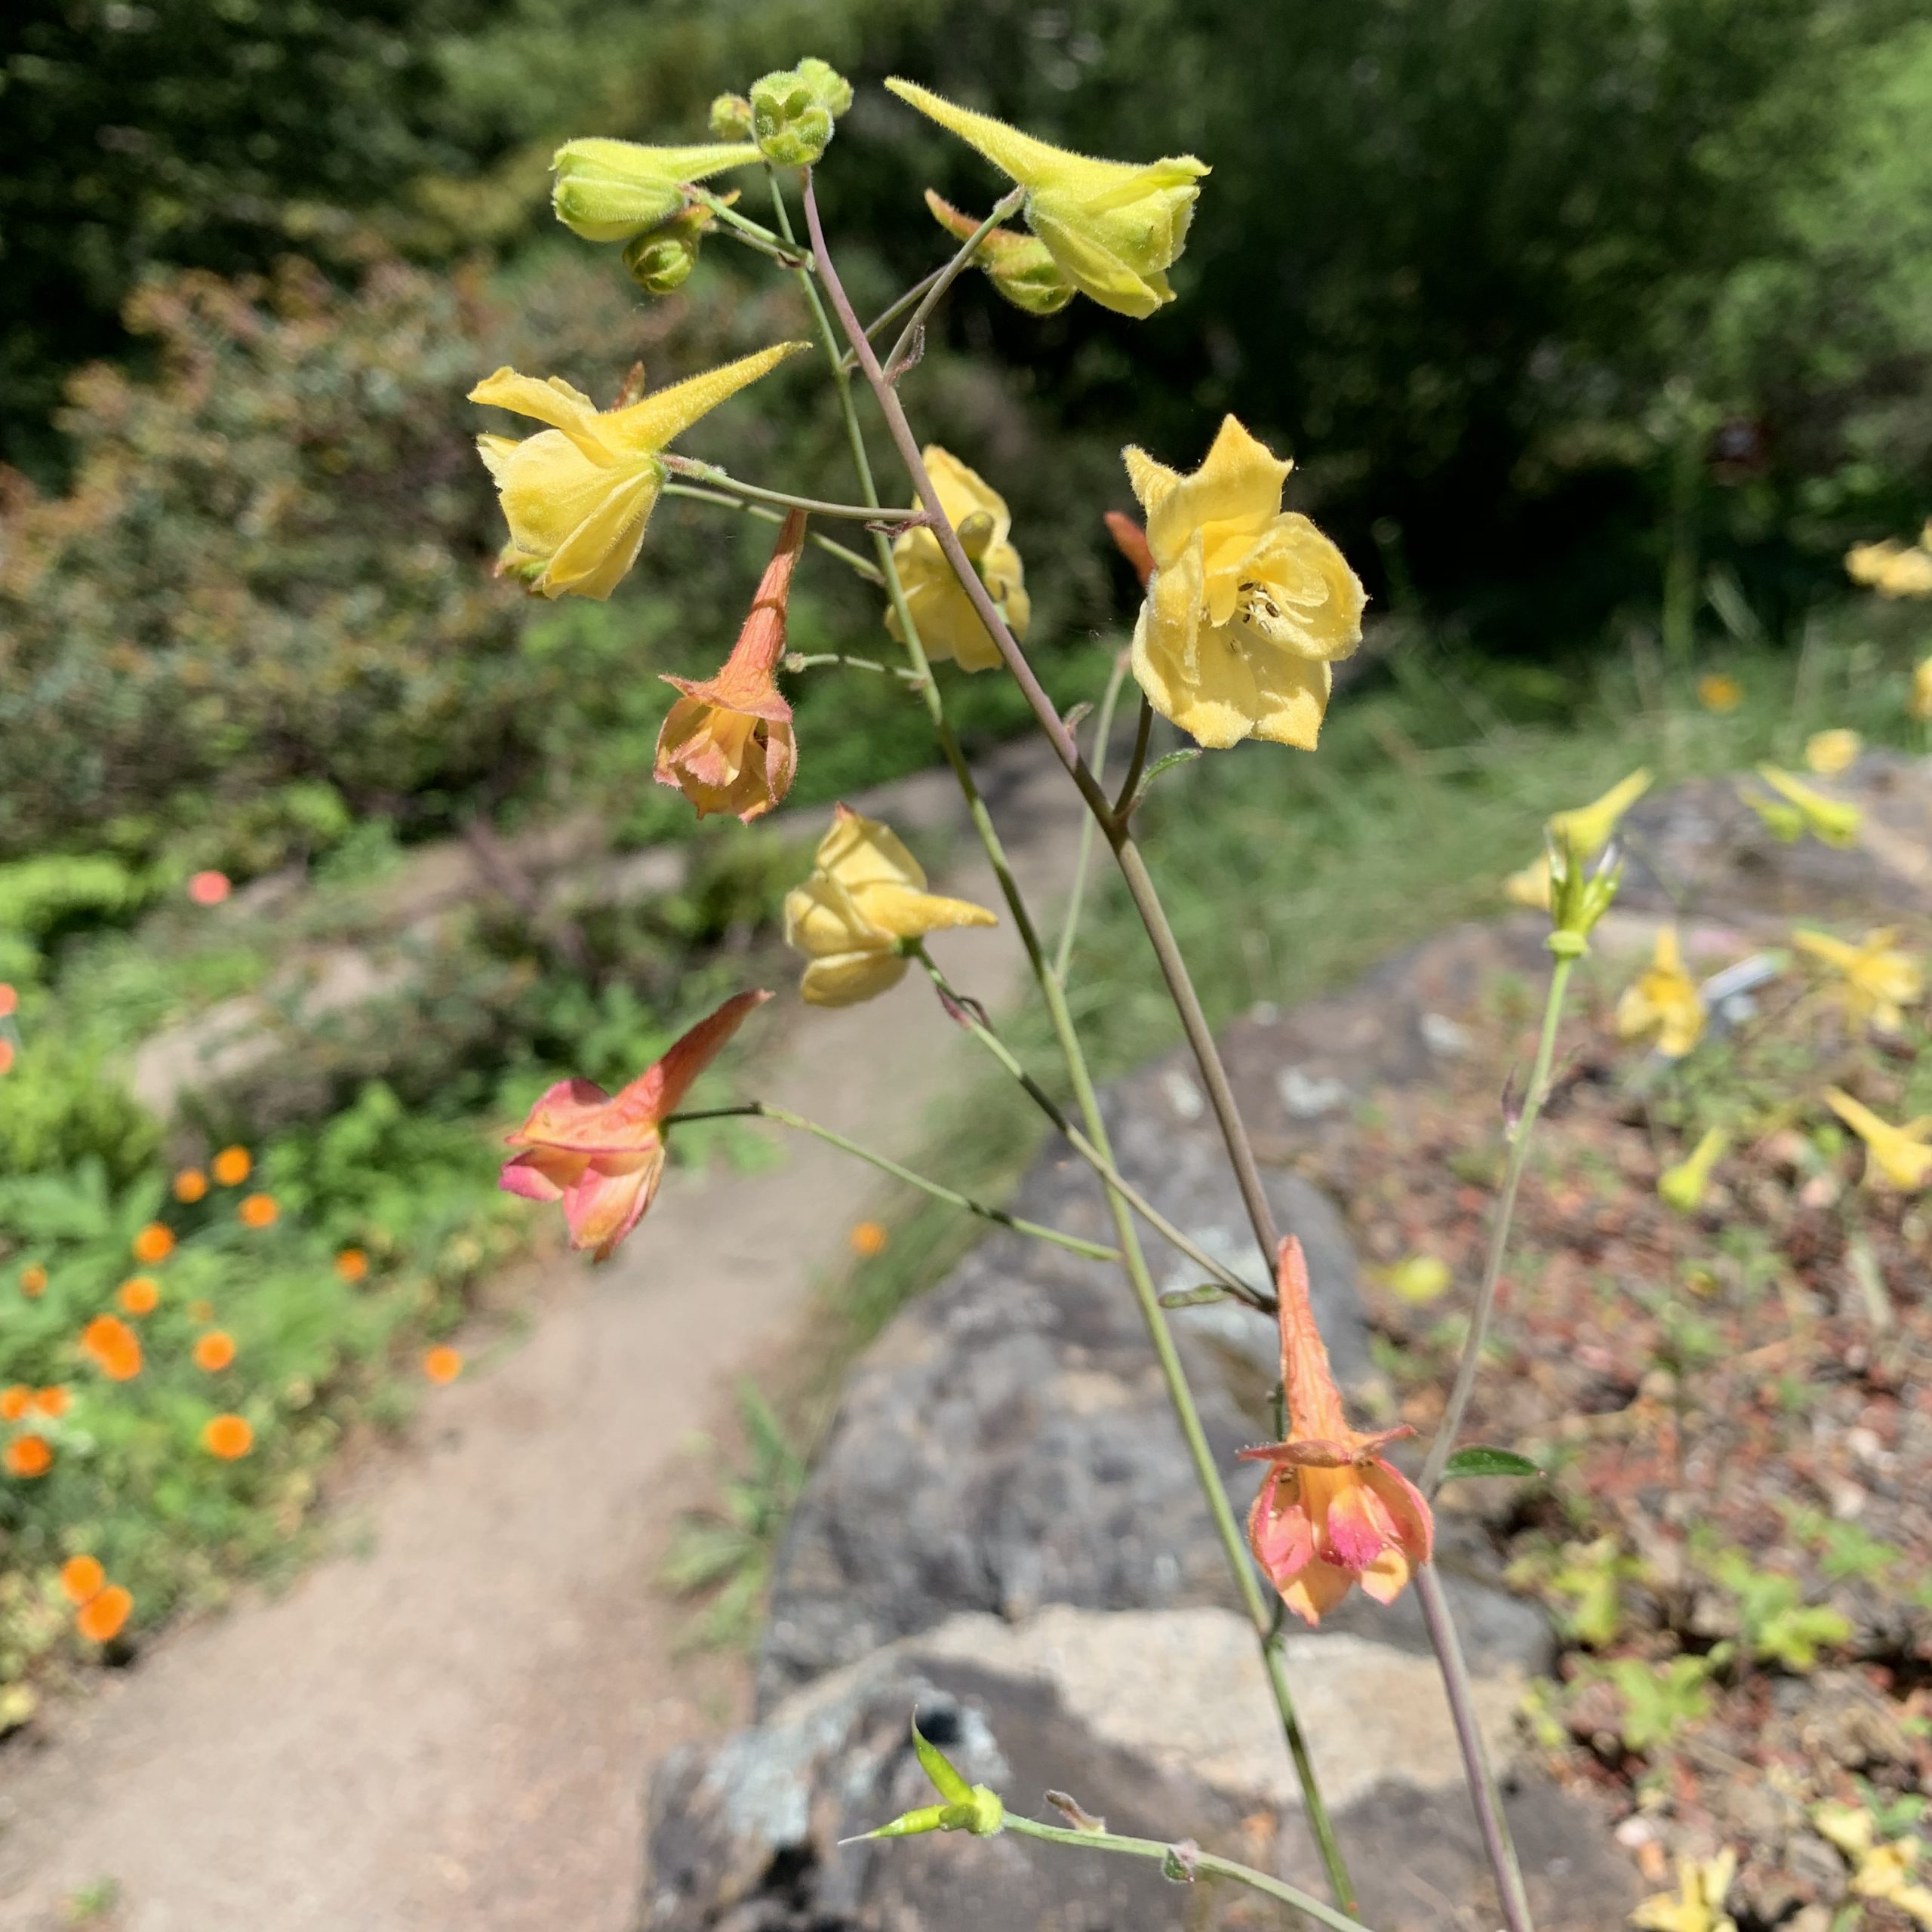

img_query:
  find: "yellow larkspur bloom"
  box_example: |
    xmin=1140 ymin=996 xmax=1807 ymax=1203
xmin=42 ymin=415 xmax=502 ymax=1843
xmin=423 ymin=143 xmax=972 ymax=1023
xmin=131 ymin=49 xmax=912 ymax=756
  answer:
xmin=1504 ymin=769 xmax=1652 ymax=910
xmin=924 ymin=190 xmax=1075 ymax=316
xmin=1617 ymin=926 xmax=1706 ymax=1058
xmin=1793 ymin=927 xmax=1924 ymax=1032
xmin=471 ymin=344 xmax=803 ymax=598
xmin=1804 ymin=728 xmax=1861 ymax=777
xmin=1846 ymin=525 xmax=1932 ymax=599
xmin=1912 ymin=657 xmax=1932 ymax=723
xmin=550 ymin=139 xmax=761 ymax=243
xmin=1631 ymin=1850 xmax=1738 ymax=1932
xmin=885 ymin=78 xmax=1208 ymax=319
xmin=1823 ymin=1088 xmax=1932 ymax=1190
xmin=1124 ymin=417 xmax=1364 ymax=750
xmin=1658 ymin=1128 xmax=1727 ymax=1214
xmin=885 ymin=447 xmax=1030 ymax=672
xmin=1752 ymin=765 xmax=1861 ymax=847
xmin=783 ymin=807 xmax=998 ymax=1007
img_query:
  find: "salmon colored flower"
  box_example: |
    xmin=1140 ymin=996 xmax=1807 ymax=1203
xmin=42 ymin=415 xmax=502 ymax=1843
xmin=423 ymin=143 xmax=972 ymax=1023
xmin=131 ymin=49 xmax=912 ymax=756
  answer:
xmin=783 ymin=807 xmax=998 ymax=1007
xmin=1617 ymin=926 xmax=1706 ymax=1059
xmin=0 ymin=983 xmax=15 ymax=1017
xmin=33 ymin=1386 xmax=68 ymax=1418
xmin=81 ymin=1314 xmax=143 ymax=1381
xmin=187 ymin=869 xmax=232 ymax=906
xmin=192 ymin=1331 xmax=237 ymax=1372
xmin=0 ymin=1041 xmax=13 ymax=1075
xmin=501 ymin=989 xmax=771 ymax=1259
xmin=1804 ymin=729 xmax=1861 ymax=777
xmin=238 ymin=1192 xmax=278 ymax=1229
xmin=1824 ymin=1088 xmax=1932 ymax=1191
xmin=423 ymin=1346 xmax=463 ymax=1386
xmin=0 ymin=1386 xmax=30 ymax=1420
xmin=1697 ymin=673 xmax=1743 ymax=714
xmin=850 ymin=1220 xmax=889 ymax=1257
xmin=202 ymin=1414 xmax=254 ymax=1460
xmin=118 ymin=1275 xmax=160 ymax=1316
xmin=655 ymin=509 xmax=803 ymax=821
xmin=1242 ymin=1237 xmax=1432 ymax=1624
xmin=885 ymin=447 xmax=1031 ymax=672
xmin=131 ymin=1223 xmax=174 ymax=1264
xmin=60 ymin=1555 xmax=106 ymax=1605
xmin=6 ymin=1435 xmax=53 ymax=1478
xmin=20 ymin=1263 xmax=46 ymax=1297
xmin=77 ymin=1585 xmax=132 ymax=1644
xmin=1104 ymin=510 xmax=1156 ymax=588
xmin=1124 ymin=417 xmax=1364 ymax=750
xmin=1794 ymin=928 xmax=1924 ymax=1032
xmin=173 ymin=1167 xmax=209 ymax=1203
xmin=212 ymin=1146 xmax=251 ymax=1186
xmin=335 ymin=1247 xmax=369 ymax=1283
xmin=922 ymin=189 xmax=1074 ymax=316
xmin=470 ymin=343 xmax=804 ymax=600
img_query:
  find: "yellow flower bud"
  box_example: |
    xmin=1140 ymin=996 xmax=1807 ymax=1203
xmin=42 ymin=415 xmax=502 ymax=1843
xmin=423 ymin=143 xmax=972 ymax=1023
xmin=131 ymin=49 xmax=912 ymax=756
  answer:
xmin=709 ymin=94 xmax=755 ymax=140
xmin=622 ymin=200 xmax=724 ymax=295
xmin=885 ymin=447 xmax=1030 ymax=672
xmin=886 ymin=78 xmax=1208 ymax=319
xmin=1751 ymin=765 xmax=1861 ymax=848
xmin=924 ymin=191 xmax=1075 ymax=315
xmin=1657 ymin=1128 xmax=1727 ymax=1214
xmin=550 ymin=139 xmax=760 ymax=244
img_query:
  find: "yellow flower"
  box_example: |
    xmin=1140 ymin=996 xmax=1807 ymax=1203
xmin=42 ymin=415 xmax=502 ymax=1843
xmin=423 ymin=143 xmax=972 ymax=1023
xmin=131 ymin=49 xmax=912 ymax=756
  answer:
xmin=783 ymin=807 xmax=998 ymax=1007
xmin=1506 ymin=769 xmax=1653 ymax=909
xmin=1912 ymin=657 xmax=1932 ymax=723
xmin=1792 ymin=927 xmax=1924 ymax=1032
xmin=1804 ymin=728 xmax=1861 ymax=777
xmin=1823 ymin=1088 xmax=1932 ymax=1190
xmin=1617 ymin=926 xmax=1706 ymax=1059
xmin=1752 ymin=765 xmax=1861 ymax=848
xmin=924 ymin=191 xmax=1075 ymax=316
xmin=1817 ymin=1804 xmax=1932 ymax=1929
xmin=1846 ymin=530 xmax=1932 ymax=598
xmin=1631 ymin=1851 xmax=1738 ymax=1932
xmin=1123 ymin=417 xmax=1364 ymax=750
xmin=1697 ymin=673 xmax=1743 ymax=714
xmin=885 ymin=78 xmax=1208 ymax=318
xmin=470 ymin=345 xmax=803 ymax=598
xmin=549 ymin=139 xmax=761 ymax=243
xmin=1658 ymin=1128 xmax=1727 ymax=1214
xmin=885 ymin=447 xmax=1030 ymax=672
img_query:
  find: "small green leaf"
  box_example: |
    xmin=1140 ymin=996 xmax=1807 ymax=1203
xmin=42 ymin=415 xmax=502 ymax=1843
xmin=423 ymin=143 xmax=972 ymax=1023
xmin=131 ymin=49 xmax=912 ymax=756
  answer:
xmin=911 ymin=1718 xmax=973 ymax=1804
xmin=1127 ymin=748 xmax=1202 ymax=815
xmin=1441 ymin=1445 xmax=1543 ymax=1481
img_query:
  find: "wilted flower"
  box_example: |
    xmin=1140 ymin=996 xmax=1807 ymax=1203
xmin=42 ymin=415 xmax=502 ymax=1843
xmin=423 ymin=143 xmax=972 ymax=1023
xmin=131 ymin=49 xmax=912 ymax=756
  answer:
xmin=472 ymin=343 xmax=804 ymax=599
xmin=1242 ymin=1236 xmax=1433 ymax=1625
xmin=923 ymin=190 xmax=1075 ymax=315
xmin=885 ymin=78 xmax=1208 ymax=318
xmin=1617 ymin=926 xmax=1706 ymax=1059
xmin=1793 ymin=927 xmax=1923 ymax=1032
xmin=783 ymin=807 xmax=998 ymax=1007
xmin=1804 ymin=728 xmax=1861 ymax=777
xmin=1824 ymin=1088 xmax=1932 ymax=1191
xmin=886 ymin=447 xmax=1030 ymax=671
xmin=1124 ymin=417 xmax=1364 ymax=750
xmin=500 ymin=989 xmax=771 ymax=1258
xmin=549 ymin=138 xmax=760 ymax=243
xmin=1743 ymin=765 xmax=1861 ymax=848
xmin=1632 ymin=1850 xmax=1739 ymax=1932
xmin=1658 ymin=1128 xmax=1727 ymax=1214
xmin=656 ymin=509 xmax=803 ymax=821
xmin=1697 ymin=673 xmax=1743 ymax=714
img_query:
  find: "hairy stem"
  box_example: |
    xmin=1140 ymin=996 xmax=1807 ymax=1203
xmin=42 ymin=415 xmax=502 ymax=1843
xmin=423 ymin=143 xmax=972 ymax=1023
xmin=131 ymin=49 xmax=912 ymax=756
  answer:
xmin=660 ymin=453 xmax=921 ymax=524
xmin=1054 ymin=651 xmax=1131 ymax=983
xmin=884 ymin=186 xmax=1026 ymax=378
xmin=661 ymin=480 xmax=881 ymax=581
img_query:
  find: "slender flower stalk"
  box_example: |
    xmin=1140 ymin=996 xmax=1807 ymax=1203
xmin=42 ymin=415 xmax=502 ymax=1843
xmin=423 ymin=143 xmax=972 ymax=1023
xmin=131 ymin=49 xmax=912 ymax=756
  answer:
xmin=1054 ymin=651 xmax=1132 ymax=983
xmin=659 ymin=453 xmax=924 ymax=524
xmin=660 ymin=480 xmax=883 ymax=580
xmin=884 ymin=186 xmax=1026 ymax=377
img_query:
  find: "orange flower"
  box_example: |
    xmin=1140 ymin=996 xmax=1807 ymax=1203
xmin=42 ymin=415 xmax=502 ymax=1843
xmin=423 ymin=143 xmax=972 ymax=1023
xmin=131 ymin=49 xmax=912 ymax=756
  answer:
xmin=654 ymin=510 xmax=802 ymax=823
xmin=501 ymin=989 xmax=770 ymax=1259
xmin=211 ymin=1146 xmax=251 ymax=1187
xmin=131 ymin=1223 xmax=175 ymax=1264
xmin=187 ymin=869 xmax=232 ymax=906
xmin=202 ymin=1414 xmax=254 ymax=1460
xmin=849 ymin=1220 xmax=890 ymax=1257
xmin=238 ymin=1193 xmax=278 ymax=1229
xmin=81 ymin=1314 xmax=143 ymax=1381
xmin=1103 ymin=510 xmax=1156 ymax=588
xmin=186 ymin=1298 xmax=214 ymax=1323
xmin=33 ymin=1386 xmax=69 ymax=1418
xmin=423 ymin=1345 xmax=463 ymax=1386
xmin=1241 ymin=1237 xmax=1434 ymax=1626
xmin=118 ymin=1275 xmax=161 ymax=1316
xmin=192 ymin=1331 xmax=237 ymax=1372
xmin=6 ymin=1435 xmax=54 ymax=1478
xmin=77 ymin=1585 xmax=132 ymax=1644
xmin=60 ymin=1555 xmax=106 ymax=1605
xmin=0 ymin=1040 xmax=14 ymax=1075
xmin=335 ymin=1247 xmax=370 ymax=1282
xmin=0 ymin=1386 xmax=31 ymax=1422
xmin=173 ymin=1167 xmax=210 ymax=1204
xmin=0 ymin=982 xmax=15 ymax=1017
xmin=19 ymin=1263 xmax=46 ymax=1297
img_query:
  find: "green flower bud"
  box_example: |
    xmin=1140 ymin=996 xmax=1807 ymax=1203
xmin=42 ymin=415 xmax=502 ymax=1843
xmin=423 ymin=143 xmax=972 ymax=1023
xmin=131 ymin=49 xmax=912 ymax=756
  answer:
xmin=845 ymin=1719 xmax=1007 ymax=1844
xmin=924 ymin=189 xmax=1075 ymax=316
xmin=1546 ymin=830 xmax=1620 ymax=957
xmin=621 ymin=201 xmax=722 ymax=295
xmin=709 ymin=93 xmax=754 ymax=139
xmin=750 ymin=60 xmax=852 ymax=167
xmin=550 ymin=138 xmax=759 ymax=244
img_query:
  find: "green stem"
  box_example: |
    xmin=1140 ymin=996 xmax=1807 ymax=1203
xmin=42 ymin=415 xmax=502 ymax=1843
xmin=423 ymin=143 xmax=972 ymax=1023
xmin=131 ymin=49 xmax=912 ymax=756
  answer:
xmin=784 ymin=650 xmax=924 ymax=684
xmin=685 ymin=186 xmax=813 ymax=266
xmin=665 ymin=1104 xmax=1120 ymax=1262
xmin=1054 ymin=651 xmax=1132 ymax=984
xmin=660 ymin=480 xmax=882 ymax=581
xmin=840 ymin=267 xmax=946 ymax=373
xmin=1112 ymin=694 xmax=1155 ymax=820
xmin=883 ymin=186 xmax=1026 ymax=379
xmin=1004 ymin=1814 xmax=1377 ymax=1932
xmin=660 ymin=454 xmax=921 ymax=525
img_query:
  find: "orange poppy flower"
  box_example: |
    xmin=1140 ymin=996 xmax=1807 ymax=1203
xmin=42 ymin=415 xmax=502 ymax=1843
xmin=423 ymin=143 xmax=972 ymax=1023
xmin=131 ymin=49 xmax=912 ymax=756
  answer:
xmin=202 ymin=1414 xmax=254 ymax=1459
xmin=77 ymin=1585 xmax=132 ymax=1643
xmin=81 ymin=1314 xmax=143 ymax=1381
xmin=173 ymin=1168 xmax=210 ymax=1204
xmin=849 ymin=1220 xmax=890 ymax=1257
xmin=211 ymin=1146 xmax=251 ymax=1187
xmin=34 ymin=1386 xmax=69 ymax=1418
xmin=118 ymin=1275 xmax=161 ymax=1316
xmin=19 ymin=1263 xmax=46 ymax=1297
xmin=238 ymin=1193 xmax=278 ymax=1229
xmin=0 ymin=1386 xmax=31 ymax=1422
xmin=423 ymin=1346 xmax=463 ymax=1386
xmin=334 ymin=1247 xmax=370 ymax=1283
xmin=0 ymin=1041 xmax=14 ymax=1076
xmin=6 ymin=1435 xmax=54 ymax=1478
xmin=60 ymin=1555 xmax=105 ymax=1605
xmin=131 ymin=1223 xmax=175 ymax=1264
xmin=192 ymin=1331 xmax=237 ymax=1372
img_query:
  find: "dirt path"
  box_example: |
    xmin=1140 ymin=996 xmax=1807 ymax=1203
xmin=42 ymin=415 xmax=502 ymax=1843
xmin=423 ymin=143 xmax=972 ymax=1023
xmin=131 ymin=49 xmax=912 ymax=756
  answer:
xmin=0 ymin=742 xmax=1091 ymax=1932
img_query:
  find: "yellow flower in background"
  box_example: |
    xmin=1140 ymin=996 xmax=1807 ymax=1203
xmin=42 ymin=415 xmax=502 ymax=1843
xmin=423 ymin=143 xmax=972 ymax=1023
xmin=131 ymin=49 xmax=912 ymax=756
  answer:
xmin=1617 ymin=926 xmax=1706 ymax=1058
xmin=1823 ymin=1088 xmax=1932 ymax=1191
xmin=1913 ymin=657 xmax=1932 ymax=723
xmin=1804 ymin=728 xmax=1861 ymax=777
xmin=1752 ymin=765 xmax=1861 ymax=848
xmin=1792 ymin=928 xmax=1924 ymax=1032
xmin=471 ymin=343 xmax=804 ymax=598
xmin=885 ymin=447 xmax=1031 ymax=671
xmin=1697 ymin=673 xmax=1743 ymax=713
xmin=783 ymin=807 xmax=998 ymax=1007
xmin=1124 ymin=417 xmax=1364 ymax=750
xmin=1817 ymin=1804 xmax=1932 ymax=1929
xmin=886 ymin=78 xmax=1208 ymax=318
xmin=1658 ymin=1128 xmax=1727 ymax=1214
xmin=1845 ymin=523 xmax=1932 ymax=599
xmin=1376 ymin=1254 xmax=1452 ymax=1304
xmin=1506 ymin=769 xmax=1653 ymax=909
xmin=1631 ymin=1850 xmax=1738 ymax=1932
xmin=549 ymin=139 xmax=761 ymax=243
xmin=923 ymin=191 xmax=1075 ymax=316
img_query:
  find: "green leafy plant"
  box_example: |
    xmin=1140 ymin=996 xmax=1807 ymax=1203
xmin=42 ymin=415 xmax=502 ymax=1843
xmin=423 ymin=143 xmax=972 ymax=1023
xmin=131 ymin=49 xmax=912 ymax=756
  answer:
xmin=1708 ymin=1548 xmax=1854 ymax=1671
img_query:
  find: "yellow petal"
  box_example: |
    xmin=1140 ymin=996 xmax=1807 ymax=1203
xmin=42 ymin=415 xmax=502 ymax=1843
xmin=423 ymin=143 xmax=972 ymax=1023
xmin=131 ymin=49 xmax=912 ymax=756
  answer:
xmin=800 ymin=949 xmax=910 ymax=1008
xmin=1143 ymin=416 xmax=1293 ymax=574
xmin=849 ymin=881 xmax=998 ymax=940
xmin=817 ymin=808 xmax=926 ymax=894
xmin=607 ymin=341 xmax=808 ymax=454
xmin=469 ymin=368 xmax=614 ymax=465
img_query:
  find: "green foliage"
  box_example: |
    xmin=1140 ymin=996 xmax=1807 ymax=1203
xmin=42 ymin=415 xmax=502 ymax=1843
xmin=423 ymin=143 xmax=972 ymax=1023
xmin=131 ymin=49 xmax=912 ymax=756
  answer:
xmin=1511 ymin=1535 xmax=1647 ymax=1648
xmin=1594 ymin=1654 xmax=1721 ymax=1754
xmin=1783 ymin=1506 xmax=1902 ymax=1586
xmin=1706 ymin=1547 xmax=1854 ymax=1672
